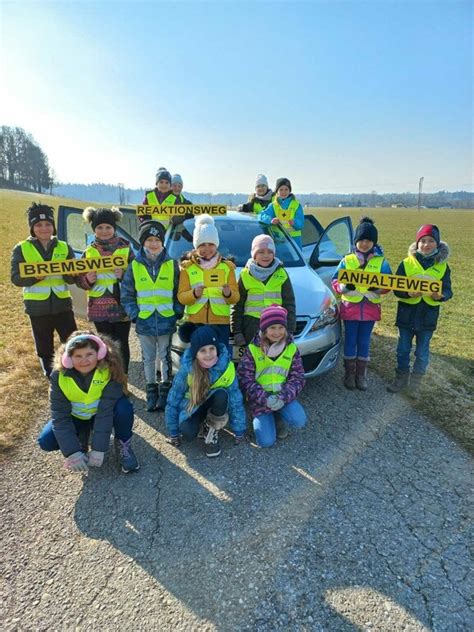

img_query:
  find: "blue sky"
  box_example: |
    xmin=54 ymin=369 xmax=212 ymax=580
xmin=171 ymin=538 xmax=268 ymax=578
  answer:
xmin=1 ymin=0 xmax=472 ymax=193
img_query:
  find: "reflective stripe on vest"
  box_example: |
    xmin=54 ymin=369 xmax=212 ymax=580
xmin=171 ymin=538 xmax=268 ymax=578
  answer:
xmin=341 ymin=254 xmax=384 ymax=304
xmin=273 ymin=199 xmax=301 ymax=238
xmin=144 ymin=191 xmax=177 ymax=227
xmin=186 ymin=361 xmax=236 ymax=397
xmin=58 ymin=367 xmax=110 ymax=420
xmin=398 ymin=256 xmax=447 ymax=306
xmin=240 ymin=267 xmax=287 ymax=318
xmin=20 ymin=240 xmax=71 ymax=301
xmin=132 ymin=259 xmax=175 ymax=319
xmin=184 ymin=263 xmax=231 ymax=317
xmin=249 ymin=342 xmax=297 ymax=393
xmin=85 ymin=246 xmax=130 ymax=298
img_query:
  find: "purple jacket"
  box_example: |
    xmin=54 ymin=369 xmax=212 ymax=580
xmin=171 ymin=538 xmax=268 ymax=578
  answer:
xmin=237 ymin=333 xmax=305 ymax=416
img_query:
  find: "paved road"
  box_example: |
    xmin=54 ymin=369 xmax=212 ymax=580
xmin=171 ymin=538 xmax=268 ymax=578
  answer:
xmin=1 ymin=334 xmax=472 ymax=631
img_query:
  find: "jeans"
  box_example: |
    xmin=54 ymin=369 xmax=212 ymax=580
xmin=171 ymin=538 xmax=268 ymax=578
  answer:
xmin=29 ymin=311 xmax=77 ymax=377
xmin=396 ymin=328 xmax=433 ymax=375
xmin=253 ymin=400 xmax=307 ymax=448
xmin=343 ymin=320 xmax=375 ymax=360
xmin=179 ymin=389 xmax=228 ymax=441
xmin=37 ymin=396 xmax=134 ymax=451
xmin=95 ymin=321 xmax=131 ymax=374
xmin=138 ymin=334 xmax=172 ymax=383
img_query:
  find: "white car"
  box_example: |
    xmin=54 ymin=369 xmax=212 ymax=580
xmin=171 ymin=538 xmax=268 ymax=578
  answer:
xmin=57 ymin=205 xmax=353 ymax=377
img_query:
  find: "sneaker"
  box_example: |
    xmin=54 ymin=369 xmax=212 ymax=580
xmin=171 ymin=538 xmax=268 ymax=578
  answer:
xmin=117 ymin=438 xmax=140 ymax=473
xmin=204 ymin=426 xmax=221 ymax=458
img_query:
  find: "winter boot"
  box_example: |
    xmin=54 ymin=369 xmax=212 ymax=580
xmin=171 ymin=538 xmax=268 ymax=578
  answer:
xmin=203 ymin=426 xmax=222 ymax=458
xmin=407 ymin=372 xmax=424 ymax=398
xmin=145 ymin=383 xmax=159 ymax=412
xmin=356 ymin=359 xmax=369 ymax=391
xmin=343 ymin=359 xmax=357 ymax=390
xmin=116 ymin=437 xmax=140 ymax=473
xmin=275 ymin=415 xmax=288 ymax=439
xmin=387 ymin=370 xmax=409 ymax=393
xmin=156 ymin=381 xmax=171 ymax=411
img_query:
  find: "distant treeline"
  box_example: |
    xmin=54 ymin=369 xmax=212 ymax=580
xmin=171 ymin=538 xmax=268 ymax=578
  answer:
xmin=49 ymin=183 xmax=474 ymax=209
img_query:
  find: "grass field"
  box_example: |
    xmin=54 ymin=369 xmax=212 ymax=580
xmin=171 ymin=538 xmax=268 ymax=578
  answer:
xmin=0 ymin=190 xmax=472 ymax=453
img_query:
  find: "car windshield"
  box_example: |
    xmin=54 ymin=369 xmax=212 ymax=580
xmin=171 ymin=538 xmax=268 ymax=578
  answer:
xmin=166 ymin=216 xmax=305 ymax=267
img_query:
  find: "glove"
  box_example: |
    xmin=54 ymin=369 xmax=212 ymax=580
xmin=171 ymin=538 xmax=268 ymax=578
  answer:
xmin=233 ymin=333 xmax=246 ymax=347
xmin=266 ymin=395 xmax=285 ymax=411
xmin=166 ymin=435 xmax=181 ymax=447
xmin=234 ymin=433 xmax=248 ymax=445
xmin=271 ymin=218 xmax=280 ymax=225
xmin=345 ymin=283 xmax=356 ymax=291
xmin=88 ymin=450 xmax=105 ymax=467
xmin=65 ymin=451 xmax=89 ymax=472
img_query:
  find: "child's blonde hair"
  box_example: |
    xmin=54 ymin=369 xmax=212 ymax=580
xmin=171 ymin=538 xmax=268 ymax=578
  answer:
xmin=187 ymin=359 xmax=211 ymax=412
xmin=54 ymin=330 xmax=126 ymax=386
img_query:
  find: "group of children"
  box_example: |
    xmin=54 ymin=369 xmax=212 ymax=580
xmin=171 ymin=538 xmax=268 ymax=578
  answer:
xmin=10 ymin=184 xmax=452 ymax=473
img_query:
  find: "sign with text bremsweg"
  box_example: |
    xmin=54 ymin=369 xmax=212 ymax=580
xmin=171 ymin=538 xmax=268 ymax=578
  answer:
xmin=19 ymin=255 xmax=128 ymax=278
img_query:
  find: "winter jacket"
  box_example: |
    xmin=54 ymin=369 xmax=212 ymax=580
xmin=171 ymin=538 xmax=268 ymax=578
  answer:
xmin=140 ymin=189 xmax=178 ymax=223
xmin=49 ymin=367 xmax=124 ymax=457
xmin=77 ymin=236 xmax=133 ymax=323
xmin=178 ymin=252 xmax=239 ymax=325
xmin=175 ymin=193 xmax=193 ymax=205
xmin=257 ymin=194 xmax=305 ymax=246
xmin=231 ymin=262 xmax=296 ymax=343
xmin=165 ymin=344 xmax=246 ymax=436
xmin=11 ymin=237 xmax=76 ymax=317
xmin=120 ymin=247 xmax=183 ymax=336
xmin=237 ymin=332 xmax=305 ymax=417
xmin=239 ymin=190 xmax=274 ymax=214
xmin=332 ymin=245 xmax=392 ymax=322
xmin=394 ymin=241 xmax=452 ymax=332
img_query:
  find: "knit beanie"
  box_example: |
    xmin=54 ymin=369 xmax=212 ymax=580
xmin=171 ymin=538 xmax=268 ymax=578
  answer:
xmin=255 ymin=174 xmax=269 ymax=188
xmin=178 ymin=323 xmax=220 ymax=360
xmin=275 ymin=177 xmax=292 ymax=193
xmin=251 ymin=234 xmax=276 ymax=259
xmin=139 ymin=220 xmax=165 ymax=245
xmin=156 ymin=167 xmax=172 ymax=184
xmin=354 ymin=216 xmax=378 ymax=245
xmin=27 ymin=203 xmax=56 ymax=237
xmin=171 ymin=173 xmax=183 ymax=185
xmin=83 ymin=206 xmax=122 ymax=230
xmin=416 ymin=224 xmax=440 ymax=246
xmin=260 ymin=304 xmax=288 ymax=331
xmin=193 ymin=214 xmax=219 ymax=248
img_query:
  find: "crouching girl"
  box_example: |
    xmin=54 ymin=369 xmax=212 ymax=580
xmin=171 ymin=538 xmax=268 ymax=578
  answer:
xmin=37 ymin=332 xmax=139 ymax=473
xmin=165 ymin=325 xmax=246 ymax=458
xmin=238 ymin=305 xmax=307 ymax=448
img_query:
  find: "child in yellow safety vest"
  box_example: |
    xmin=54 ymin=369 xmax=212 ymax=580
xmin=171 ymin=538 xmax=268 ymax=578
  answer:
xmin=178 ymin=214 xmax=239 ymax=350
xmin=387 ymin=224 xmax=452 ymax=396
xmin=332 ymin=217 xmax=392 ymax=391
xmin=37 ymin=331 xmax=139 ymax=473
xmin=121 ymin=221 xmax=182 ymax=412
xmin=78 ymin=206 xmax=134 ymax=379
xmin=238 ymin=174 xmax=274 ymax=214
xmin=141 ymin=167 xmax=178 ymax=225
xmin=10 ymin=203 xmax=77 ymax=377
xmin=257 ymin=177 xmax=305 ymax=247
xmin=231 ymin=234 xmax=296 ymax=346
xmin=165 ymin=325 xmax=246 ymax=458
xmin=237 ymin=304 xmax=307 ymax=448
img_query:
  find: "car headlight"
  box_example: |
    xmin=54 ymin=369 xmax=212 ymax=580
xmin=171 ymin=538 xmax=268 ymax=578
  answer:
xmin=310 ymin=301 xmax=338 ymax=332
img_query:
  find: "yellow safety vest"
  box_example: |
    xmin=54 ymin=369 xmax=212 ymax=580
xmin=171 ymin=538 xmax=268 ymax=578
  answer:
xmin=240 ymin=267 xmax=287 ymax=318
xmin=186 ymin=361 xmax=236 ymax=397
xmin=85 ymin=246 xmax=130 ymax=298
xmin=58 ymin=367 xmax=110 ymax=420
xmin=398 ymin=256 xmax=447 ymax=307
xmin=20 ymin=240 xmax=71 ymax=301
xmin=249 ymin=342 xmax=297 ymax=393
xmin=273 ymin=199 xmax=301 ymax=238
xmin=132 ymin=259 xmax=175 ymax=319
xmin=341 ymin=254 xmax=384 ymax=304
xmin=253 ymin=200 xmax=267 ymax=214
xmin=144 ymin=191 xmax=177 ymax=227
xmin=184 ymin=263 xmax=231 ymax=317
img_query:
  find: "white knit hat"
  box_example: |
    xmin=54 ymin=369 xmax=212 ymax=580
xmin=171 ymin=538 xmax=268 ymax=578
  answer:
xmin=255 ymin=174 xmax=268 ymax=188
xmin=193 ymin=214 xmax=219 ymax=249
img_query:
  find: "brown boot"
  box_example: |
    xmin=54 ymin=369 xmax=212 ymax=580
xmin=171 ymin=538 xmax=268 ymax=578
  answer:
xmin=343 ymin=359 xmax=357 ymax=390
xmin=387 ymin=370 xmax=409 ymax=393
xmin=407 ymin=372 xmax=423 ymax=398
xmin=356 ymin=359 xmax=369 ymax=391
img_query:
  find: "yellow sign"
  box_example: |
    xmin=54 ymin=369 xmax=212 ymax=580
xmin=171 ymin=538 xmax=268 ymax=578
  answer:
xmin=203 ymin=269 xmax=226 ymax=287
xmin=19 ymin=255 xmax=128 ymax=278
xmin=136 ymin=204 xmax=227 ymax=217
xmin=337 ymin=269 xmax=442 ymax=295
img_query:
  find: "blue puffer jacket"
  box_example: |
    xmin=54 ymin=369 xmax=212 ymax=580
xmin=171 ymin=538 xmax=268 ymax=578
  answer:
xmin=257 ymin=194 xmax=305 ymax=247
xmin=165 ymin=344 xmax=246 ymax=436
xmin=120 ymin=248 xmax=183 ymax=336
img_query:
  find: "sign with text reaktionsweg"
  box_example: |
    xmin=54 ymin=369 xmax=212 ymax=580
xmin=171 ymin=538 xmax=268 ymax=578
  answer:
xmin=19 ymin=255 xmax=128 ymax=278
xmin=135 ymin=204 xmax=227 ymax=217
xmin=337 ymin=269 xmax=442 ymax=295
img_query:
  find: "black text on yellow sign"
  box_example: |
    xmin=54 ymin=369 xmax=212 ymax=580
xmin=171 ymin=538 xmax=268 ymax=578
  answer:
xmin=337 ymin=269 xmax=442 ymax=295
xmin=19 ymin=255 xmax=128 ymax=278
xmin=135 ymin=204 xmax=227 ymax=217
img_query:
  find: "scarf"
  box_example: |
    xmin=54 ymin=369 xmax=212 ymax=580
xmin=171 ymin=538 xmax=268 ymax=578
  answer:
xmin=144 ymin=248 xmax=165 ymax=264
xmin=198 ymin=253 xmax=220 ymax=270
xmin=253 ymin=189 xmax=274 ymax=203
xmin=197 ymin=355 xmax=218 ymax=369
xmin=246 ymin=257 xmax=281 ymax=282
xmin=261 ymin=336 xmax=288 ymax=359
xmin=94 ymin=236 xmax=119 ymax=253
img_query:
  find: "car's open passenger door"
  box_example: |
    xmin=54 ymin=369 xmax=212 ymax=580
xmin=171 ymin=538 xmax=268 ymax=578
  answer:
xmin=308 ymin=216 xmax=354 ymax=288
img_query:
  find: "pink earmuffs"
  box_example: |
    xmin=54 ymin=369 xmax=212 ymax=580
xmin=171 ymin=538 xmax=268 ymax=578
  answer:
xmin=61 ymin=334 xmax=108 ymax=369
